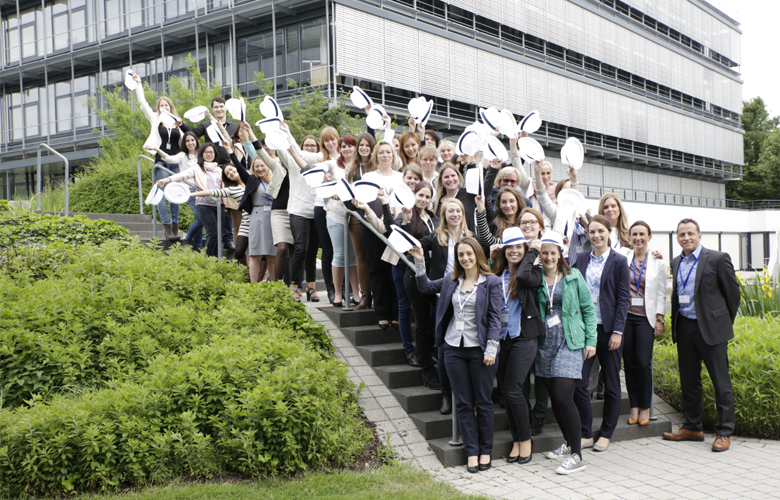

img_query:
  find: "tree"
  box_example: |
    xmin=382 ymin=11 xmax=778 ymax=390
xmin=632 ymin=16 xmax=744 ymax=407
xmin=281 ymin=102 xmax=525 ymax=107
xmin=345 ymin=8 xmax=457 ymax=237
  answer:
xmin=727 ymin=97 xmax=780 ymax=200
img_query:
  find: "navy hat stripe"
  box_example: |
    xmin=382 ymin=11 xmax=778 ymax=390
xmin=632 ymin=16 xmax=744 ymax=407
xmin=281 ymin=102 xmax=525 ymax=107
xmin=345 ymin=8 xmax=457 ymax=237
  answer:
xmin=355 ymin=181 xmax=380 ymax=189
xmin=420 ymin=102 xmax=433 ymax=124
xmin=481 ymin=110 xmax=496 ymax=130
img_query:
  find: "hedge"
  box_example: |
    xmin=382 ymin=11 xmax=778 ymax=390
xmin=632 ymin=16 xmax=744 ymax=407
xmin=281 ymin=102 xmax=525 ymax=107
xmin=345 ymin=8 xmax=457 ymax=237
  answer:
xmin=0 ymin=333 xmax=370 ymax=497
xmin=654 ymin=314 xmax=780 ymax=439
xmin=0 ymin=212 xmax=132 ymax=249
xmin=0 ymin=241 xmax=332 ymax=410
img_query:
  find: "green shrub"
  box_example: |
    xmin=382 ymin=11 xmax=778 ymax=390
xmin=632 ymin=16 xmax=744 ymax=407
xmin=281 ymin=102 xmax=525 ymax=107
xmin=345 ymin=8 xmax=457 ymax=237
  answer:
xmin=0 ymin=212 xmax=132 ymax=249
xmin=736 ymin=270 xmax=780 ymax=317
xmin=0 ymin=200 xmax=8 ymax=212
xmin=0 ymin=333 xmax=369 ymax=497
xmin=654 ymin=314 xmax=780 ymax=439
xmin=0 ymin=241 xmax=332 ymax=409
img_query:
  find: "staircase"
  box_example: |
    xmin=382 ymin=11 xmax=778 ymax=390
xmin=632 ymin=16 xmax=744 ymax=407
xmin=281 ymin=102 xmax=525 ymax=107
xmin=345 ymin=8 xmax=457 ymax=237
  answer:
xmin=321 ymin=306 xmax=672 ymax=468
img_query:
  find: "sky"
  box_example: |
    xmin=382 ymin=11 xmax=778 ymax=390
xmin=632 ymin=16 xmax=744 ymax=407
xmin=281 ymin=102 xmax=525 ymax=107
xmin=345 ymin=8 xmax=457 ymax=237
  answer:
xmin=736 ymin=1 xmax=780 ymax=116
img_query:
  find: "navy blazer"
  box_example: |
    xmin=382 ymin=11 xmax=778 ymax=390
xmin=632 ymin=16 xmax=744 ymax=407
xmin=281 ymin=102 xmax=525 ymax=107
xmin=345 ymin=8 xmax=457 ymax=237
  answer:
xmin=230 ymin=152 xmax=261 ymax=215
xmin=416 ymin=270 xmax=503 ymax=354
xmin=574 ymin=248 xmax=631 ymax=334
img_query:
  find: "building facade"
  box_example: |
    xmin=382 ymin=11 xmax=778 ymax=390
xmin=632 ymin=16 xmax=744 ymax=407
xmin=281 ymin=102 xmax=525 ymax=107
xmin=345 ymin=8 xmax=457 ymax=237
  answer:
xmin=3 ymin=0 xmax=767 ymax=267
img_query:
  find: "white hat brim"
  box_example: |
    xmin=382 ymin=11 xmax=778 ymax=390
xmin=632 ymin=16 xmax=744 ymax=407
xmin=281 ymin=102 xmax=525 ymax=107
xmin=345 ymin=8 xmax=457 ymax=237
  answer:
xmin=519 ymin=110 xmax=542 ymax=134
xmin=184 ymin=105 xmax=208 ymax=122
xmin=265 ymin=130 xmax=290 ymax=150
xmin=518 ymin=137 xmax=545 ymax=162
xmin=260 ymin=96 xmax=282 ymax=119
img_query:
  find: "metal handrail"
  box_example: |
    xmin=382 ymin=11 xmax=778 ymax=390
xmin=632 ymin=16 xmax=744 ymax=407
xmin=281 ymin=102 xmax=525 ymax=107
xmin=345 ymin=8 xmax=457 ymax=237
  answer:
xmin=137 ymin=155 xmax=156 ymax=215
xmin=150 ymin=164 xmax=222 ymax=259
xmin=341 ymin=208 xmax=415 ymax=311
xmin=36 ymin=144 xmax=69 ymax=216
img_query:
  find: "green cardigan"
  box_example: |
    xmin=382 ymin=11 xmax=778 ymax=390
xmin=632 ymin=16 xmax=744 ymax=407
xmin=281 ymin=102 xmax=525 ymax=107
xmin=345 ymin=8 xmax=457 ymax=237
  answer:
xmin=537 ymin=268 xmax=598 ymax=350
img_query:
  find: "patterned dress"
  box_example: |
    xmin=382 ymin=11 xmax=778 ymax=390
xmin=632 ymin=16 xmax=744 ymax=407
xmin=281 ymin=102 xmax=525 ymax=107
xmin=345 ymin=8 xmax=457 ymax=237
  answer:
xmin=535 ymin=280 xmax=585 ymax=379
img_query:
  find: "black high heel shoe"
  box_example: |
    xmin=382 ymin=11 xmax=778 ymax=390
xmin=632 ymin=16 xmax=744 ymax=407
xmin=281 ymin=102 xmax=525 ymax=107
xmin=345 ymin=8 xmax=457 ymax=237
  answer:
xmin=306 ymin=286 xmax=320 ymax=302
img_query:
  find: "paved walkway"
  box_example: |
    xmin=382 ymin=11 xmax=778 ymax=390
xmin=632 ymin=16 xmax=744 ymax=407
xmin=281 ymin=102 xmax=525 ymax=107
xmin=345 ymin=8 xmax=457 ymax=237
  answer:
xmin=306 ymin=302 xmax=780 ymax=500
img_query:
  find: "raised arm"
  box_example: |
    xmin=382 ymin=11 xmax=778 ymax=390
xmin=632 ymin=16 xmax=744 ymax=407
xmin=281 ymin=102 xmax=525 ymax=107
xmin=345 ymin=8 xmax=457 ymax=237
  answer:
xmin=410 ymin=247 xmax=444 ymax=295
xmin=131 ymin=73 xmax=156 ymax=124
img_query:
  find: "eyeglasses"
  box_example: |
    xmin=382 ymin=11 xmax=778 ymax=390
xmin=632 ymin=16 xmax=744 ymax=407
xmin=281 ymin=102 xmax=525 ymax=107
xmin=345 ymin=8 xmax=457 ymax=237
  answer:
xmin=519 ymin=220 xmax=538 ymax=226
xmin=500 ymin=178 xmax=518 ymax=185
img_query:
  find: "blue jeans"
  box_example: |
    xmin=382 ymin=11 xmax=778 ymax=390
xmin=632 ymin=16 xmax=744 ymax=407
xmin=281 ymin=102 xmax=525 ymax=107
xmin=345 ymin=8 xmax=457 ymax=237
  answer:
xmin=153 ymin=161 xmax=180 ymax=225
xmin=185 ymin=193 xmax=203 ymax=251
xmin=392 ymin=262 xmax=414 ymax=357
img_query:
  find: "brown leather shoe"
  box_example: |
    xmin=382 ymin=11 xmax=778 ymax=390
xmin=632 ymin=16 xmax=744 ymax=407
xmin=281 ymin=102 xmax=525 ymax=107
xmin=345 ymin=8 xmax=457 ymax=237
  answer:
xmin=356 ymin=292 xmax=372 ymax=310
xmin=712 ymin=435 xmax=730 ymax=452
xmin=662 ymin=428 xmax=705 ymax=442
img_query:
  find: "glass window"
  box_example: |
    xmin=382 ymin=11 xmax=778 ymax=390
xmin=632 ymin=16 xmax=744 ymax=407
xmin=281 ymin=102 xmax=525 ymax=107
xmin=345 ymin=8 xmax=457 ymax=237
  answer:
xmin=11 ymin=107 xmax=23 ymax=141
xmin=74 ymin=94 xmax=90 ymax=128
xmin=21 ymin=25 xmax=37 ymax=59
xmin=52 ymin=13 xmax=70 ymax=51
xmin=56 ymin=97 xmax=72 ymax=132
xmin=104 ymin=0 xmax=125 ymax=36
xmin=72 ymin=8 xmax=87 ymax=45
xmin=286 ymin=25 xmax=300 ymax=81
xmin=25 ymin=105 xmax=39 ymax=137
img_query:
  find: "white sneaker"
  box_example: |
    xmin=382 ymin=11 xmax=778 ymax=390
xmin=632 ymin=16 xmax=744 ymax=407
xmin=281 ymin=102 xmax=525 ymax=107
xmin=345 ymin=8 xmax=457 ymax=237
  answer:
xmin=555 ymin=454 xmax=586 ymax=475
xmin=543 ymin=443 xmax=571 ymax=460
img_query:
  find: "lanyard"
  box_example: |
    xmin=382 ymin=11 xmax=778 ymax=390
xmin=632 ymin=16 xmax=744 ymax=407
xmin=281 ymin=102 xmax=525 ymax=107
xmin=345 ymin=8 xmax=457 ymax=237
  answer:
xmin=678 ymin=252 xmax=700 ymax=290
xmin=544 ymin=272 xmax=560 ymax=312
xmin=260 ymin=180 xmax=270 ymax=201
xmin=632 ymin=255 xmax=647 ymax=293
xmin=501 ymin=270 xmax=511 ymax=310
xmin=458 ymin=281 xmax=480 ymax=320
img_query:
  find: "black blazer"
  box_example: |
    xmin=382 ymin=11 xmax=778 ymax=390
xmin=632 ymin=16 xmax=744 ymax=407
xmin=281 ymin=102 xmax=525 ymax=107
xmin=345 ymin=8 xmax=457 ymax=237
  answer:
xmin=191 ymin=120 xmax=238 ymax=164
xmin=417 ymin=232 xmax=452 ymax=281
xmin=230 ymin=152 xmax=261 ymax=215
xmin=574 ymin=248 xmax=631 ymax=334
xmin=507 ymin=247 xmax=545 ymax=340
xmin=671 ymin=246 xmax=740 ymax=346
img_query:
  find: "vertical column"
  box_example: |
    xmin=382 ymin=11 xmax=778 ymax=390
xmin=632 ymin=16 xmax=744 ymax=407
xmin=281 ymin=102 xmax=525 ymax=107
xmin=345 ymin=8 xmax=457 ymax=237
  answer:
xmin=272 ymin=0 xmax=277 ymax=99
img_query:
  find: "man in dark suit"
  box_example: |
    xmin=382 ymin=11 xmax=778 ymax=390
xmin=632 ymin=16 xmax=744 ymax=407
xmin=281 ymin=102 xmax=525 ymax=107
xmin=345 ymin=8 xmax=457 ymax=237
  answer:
xmin=662 ymin=218 xmax=740 ymax=452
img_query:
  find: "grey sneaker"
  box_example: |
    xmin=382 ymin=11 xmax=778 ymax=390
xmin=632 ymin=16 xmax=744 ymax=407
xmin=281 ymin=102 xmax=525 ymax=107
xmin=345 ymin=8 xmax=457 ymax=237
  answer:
xmin=543 ymin=443 xmax=571 ymax=460
xmin=555 ymin=454 xmax=586 ymax=475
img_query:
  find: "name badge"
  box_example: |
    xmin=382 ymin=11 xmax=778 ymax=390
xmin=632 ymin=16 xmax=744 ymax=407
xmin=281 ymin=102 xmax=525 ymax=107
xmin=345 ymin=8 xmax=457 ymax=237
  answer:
xmin=679 ymin=295 xmax=691 ymax=304
xmin=166 ymin=142 xmax=171 ymax=150
xmin=456 ymin=320 xmax=465 ymax=331
xmin=591 ymin=294 xmax=599 ymax=304
xmin=631 ymin=298 xmax=644 ymax=307
xmin=546 ymin=315 xmax=561 ymax=328
xmin=264 ymin=205 xmax=272 ymax=212
xmin=501 ymin=314 xmax=509 ymax=323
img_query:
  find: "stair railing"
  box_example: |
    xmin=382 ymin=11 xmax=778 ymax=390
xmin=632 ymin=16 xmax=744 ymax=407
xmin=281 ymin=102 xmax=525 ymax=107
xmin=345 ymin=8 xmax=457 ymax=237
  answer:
xmin=151 ymin=164 xmax=223 ymax=259
xmin=36 ymin=144 xmax=70 ymax=216
xmin=137 ymin=155 xmax=156 ymax=214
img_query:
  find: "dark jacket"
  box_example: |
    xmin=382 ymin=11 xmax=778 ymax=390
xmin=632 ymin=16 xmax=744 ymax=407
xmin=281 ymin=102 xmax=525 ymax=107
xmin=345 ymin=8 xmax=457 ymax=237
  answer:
xmin=671 ymin=246 xmax=741 ymax=346
xmin=230 ymin=152 xmax=261 ymax=215
xmin=505 ymin=247 xmax=545 ymax=340
xmin=191 ymin=119 xmax=238 ymax=164
xmin=395 ymin=210 xmax=438 ymax=268
xmin=417 ymin=231 xmax=451 ymax=281
xmin=416 ymin=270 xmax=503 ymax=353
xmin=573 ymin=248 xmax=631 ymax=335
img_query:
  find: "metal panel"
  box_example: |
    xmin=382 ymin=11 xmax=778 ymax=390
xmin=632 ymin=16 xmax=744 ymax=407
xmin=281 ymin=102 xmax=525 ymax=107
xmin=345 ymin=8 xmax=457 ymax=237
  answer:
xmin=384 ymin=22 xmax=419 ymax=92
xmin=478 ymin=51 xmax=505 ymax=109
xmin=449 ymin=40 xmax=478 ymax=104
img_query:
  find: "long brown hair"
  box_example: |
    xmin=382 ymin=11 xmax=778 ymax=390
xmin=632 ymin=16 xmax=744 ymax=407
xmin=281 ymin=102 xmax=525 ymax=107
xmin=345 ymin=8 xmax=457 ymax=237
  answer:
xmin=435 ymin=163 xmax=463 ymax=206
xmin=399 ymin=130 xmax=421 ymax=167
xmin=541 ymin=241 xmax=571 ymax=277
xmin=409 ymin=182 xmax=434 ymax=238
xmin=494 ymin=186 xmax=528 ymax=236
xmin=598 ymin=193 xmax=630 ymax=248
xmin=451 ymin=237 xmax=493 ymax=280
xmin=491 ymin=241 xmax=530 ymax=299
xmin=519 ymin=207 xmax=544 ymax=239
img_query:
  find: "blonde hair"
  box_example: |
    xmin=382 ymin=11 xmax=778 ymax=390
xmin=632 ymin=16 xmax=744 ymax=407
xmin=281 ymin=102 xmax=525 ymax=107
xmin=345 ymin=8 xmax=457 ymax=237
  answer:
xmin=418 ymin=146 xmax=438 ymax=161
xmin=438 ymin=140 xmax=456 ymax=158
xmin=598 ymin=193 xmax=631 ymax=248
xmin=494 ymin=166 xmax=521 ymax=188
xmin=370 ymin=140 xmax=398 ymax=170
xmin=320 ymin=126 xmax=340 ymax=162
xmin=435 ymin=198 xmax=472 ymax=247
xmin=435 ymin=163 xmax=463 ymax=207
xmin=251 ymin=156 xmax=272 ymax=183
xmin=156 ymin=96 xmax=180 ymax=119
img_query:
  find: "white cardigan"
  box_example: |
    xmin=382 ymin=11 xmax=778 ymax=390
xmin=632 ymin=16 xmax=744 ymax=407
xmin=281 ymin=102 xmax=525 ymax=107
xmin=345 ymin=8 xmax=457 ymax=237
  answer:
xmin=628 ymin=252 xmax=667 ymax=328
xmin=135 ymin=85 xmax=183 ymax=151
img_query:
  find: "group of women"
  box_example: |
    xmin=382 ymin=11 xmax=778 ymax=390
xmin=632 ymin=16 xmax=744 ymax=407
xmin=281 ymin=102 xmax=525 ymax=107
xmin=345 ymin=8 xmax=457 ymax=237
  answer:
xmin=131 ymin=80 xmax=667 ymax=476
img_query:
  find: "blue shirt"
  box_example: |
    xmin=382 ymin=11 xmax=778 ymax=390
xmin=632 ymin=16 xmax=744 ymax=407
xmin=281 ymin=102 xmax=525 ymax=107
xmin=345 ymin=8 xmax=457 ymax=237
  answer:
xmin=499 ymin=270 xmax=523 ymax=340
xmin=677 ymin=244 xmax=702 ymax=320
xmin=585 ymin=251 xmax=608 ymax=325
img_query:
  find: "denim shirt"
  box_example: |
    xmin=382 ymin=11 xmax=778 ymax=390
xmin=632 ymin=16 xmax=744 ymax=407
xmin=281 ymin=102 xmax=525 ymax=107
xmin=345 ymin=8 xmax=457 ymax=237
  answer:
xmin=677 ymin=244 xmax=702 ymax=320
xmin=499 ymin=269 xmax=523 ymax=340
xmin=585 ymin=251 xmax=608 ymax=325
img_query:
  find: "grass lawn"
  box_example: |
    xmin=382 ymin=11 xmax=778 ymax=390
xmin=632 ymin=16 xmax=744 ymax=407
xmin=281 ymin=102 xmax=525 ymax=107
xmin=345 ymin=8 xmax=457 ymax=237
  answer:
xmin=59 ymin=465 xmax=485 ymax=500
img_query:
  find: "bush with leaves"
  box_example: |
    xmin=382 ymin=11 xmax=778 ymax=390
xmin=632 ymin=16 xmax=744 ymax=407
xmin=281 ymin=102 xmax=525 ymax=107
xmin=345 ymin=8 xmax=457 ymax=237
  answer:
xmin=654 ymin=314 xmax=780 ymax=439
xmin=0 ymin=332 xmax=369 ymax=497
xmin=0 ymin=240 xmax=332 ymax=410
xmin=0 ymin=212 xmax=131 ymax=249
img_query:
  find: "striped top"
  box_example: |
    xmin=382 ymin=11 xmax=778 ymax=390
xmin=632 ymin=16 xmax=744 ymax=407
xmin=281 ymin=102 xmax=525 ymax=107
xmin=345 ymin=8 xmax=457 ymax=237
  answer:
xmin=210 ymin=186 xmax=250 ymax=238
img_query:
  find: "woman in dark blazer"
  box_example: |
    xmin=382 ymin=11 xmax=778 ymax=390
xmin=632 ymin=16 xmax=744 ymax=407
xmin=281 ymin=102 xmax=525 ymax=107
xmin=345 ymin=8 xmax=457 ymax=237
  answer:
xmin=491 ymin=227 xmax=544 ymax=464
xmin=573 ymin=215 xmax=631 ymax=452
xmin=410 ymin=237 xmax=503 ymax=474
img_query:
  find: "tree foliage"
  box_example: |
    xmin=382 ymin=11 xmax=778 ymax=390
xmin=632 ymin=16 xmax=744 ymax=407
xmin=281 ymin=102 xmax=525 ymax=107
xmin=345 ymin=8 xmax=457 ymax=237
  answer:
xmin=63 ymin=55 xmax=368 ymax=220
xmin=727 ymin=97 xmax=780 ymax=200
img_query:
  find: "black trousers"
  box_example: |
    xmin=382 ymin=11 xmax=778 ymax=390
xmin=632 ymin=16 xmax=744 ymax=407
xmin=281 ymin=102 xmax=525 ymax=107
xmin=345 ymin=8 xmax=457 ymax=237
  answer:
xmin=677 ymin=316 xmax=735 ymax=437
xmin=445 ymin=345 xmax=498 ymax=457
xmin=196 ymin=204 xmax=224 ymax=258
xmin=313 ymin=206 xmax=334 ymax=291
xmin=404 ymin=269 xmax=436 ymax=370
xmin=361 ymin=228 xmax=397 ymax=322
xmin=623 ymin=314 xmax=656 ymax=409
xmin=289 ymin=214 xmax=319 ymax=287
xmin=497 ymin=336 xmax=538 ymax=443
xmin=574 ymin=325 xmax=623 ymax=439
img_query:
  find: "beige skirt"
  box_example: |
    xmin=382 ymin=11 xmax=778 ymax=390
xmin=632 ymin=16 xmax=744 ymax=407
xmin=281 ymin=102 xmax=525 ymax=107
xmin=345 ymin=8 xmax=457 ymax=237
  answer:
xmin=271 ymin=209 xmax=294 ymax=245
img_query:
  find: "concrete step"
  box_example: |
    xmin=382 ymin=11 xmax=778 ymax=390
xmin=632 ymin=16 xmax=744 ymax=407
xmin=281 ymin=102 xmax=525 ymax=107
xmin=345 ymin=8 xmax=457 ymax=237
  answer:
xmin=356 ymin=342 xmax=408 ymax=367
xmin=374 ymin=364 xmax=423 ymax=389
xmin=341 ymin=325 xmax=399 ymax=346
xmin=321 ymin=307 xmax=377 ymax=328
xmin=407 ymin=394 xmax=632 ymax=440
xmin=429 ymin=417 xmax=671 ymax=468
